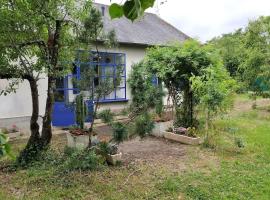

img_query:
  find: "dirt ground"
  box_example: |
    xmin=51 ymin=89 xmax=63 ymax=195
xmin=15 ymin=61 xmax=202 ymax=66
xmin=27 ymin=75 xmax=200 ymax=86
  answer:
xmin=120 ymin=137 xmax=187 ymax=163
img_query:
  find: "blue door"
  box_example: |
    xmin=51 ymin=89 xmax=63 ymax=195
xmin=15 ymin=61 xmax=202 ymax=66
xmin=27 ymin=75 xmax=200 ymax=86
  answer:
xmin=52 ymin=102 xmax=76 ymax=127
xmin=52 ymin=74 xmax=94 ymax=127
xmin=52 ymin=75 xmax=77 ymax=127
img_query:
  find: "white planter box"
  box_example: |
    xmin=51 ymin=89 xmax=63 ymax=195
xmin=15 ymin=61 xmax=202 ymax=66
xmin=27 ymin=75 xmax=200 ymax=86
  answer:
xmin=106 ymin=152 xmax=122 ymax=165
xmin=151 ymin=121 xmax=173 ymax=137
xmin=164 ymin=131 xmax=201 ymax=145
xmin=66 ymin=131 xmax=89 ymax=149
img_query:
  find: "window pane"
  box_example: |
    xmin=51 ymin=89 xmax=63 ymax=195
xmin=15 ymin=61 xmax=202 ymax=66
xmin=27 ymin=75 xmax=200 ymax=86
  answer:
xmin=115 ymin=54 xmax=125 ymax=65
xmin=116 ymin=88 xmax=125 ymax=99
xmin=103 ymin=66 xmax=114 ymax=76
xmin=101 ymin=54 xmax=114 ymax=64
xmin=116 ymin=65 xmax=125 ymax=76
xmin=104 ymin=90 xmax=115 ymax=100
xmin=114 ymin=77 xmax=125 ymax=87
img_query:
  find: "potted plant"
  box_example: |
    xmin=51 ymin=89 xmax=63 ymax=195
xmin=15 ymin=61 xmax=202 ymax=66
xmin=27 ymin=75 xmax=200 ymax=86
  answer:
xmin=163 ymin=126 xmax=202 ymax=145
xmin=96 ymin=110 xmax=128 ymax=165
xmin=66 ymin=94 xmax=91 ymax=149
xmin=97 ymin=115 xmax=128 ymax=165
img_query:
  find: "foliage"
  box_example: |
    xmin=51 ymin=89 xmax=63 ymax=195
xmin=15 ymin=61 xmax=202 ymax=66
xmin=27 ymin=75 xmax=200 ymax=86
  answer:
xmin=97 ymin=141 xmax=119 ymax=156
xmin=75 ymin=94 xmax=88 ymax=129
xmin=134 ymin=113 xmax=155 ymax=138
xmin=109 ymin=0 xmax=155 ymax=21
xmin=210 ymin=29 xmax=246 ymax=78
xmin=0 ymin=132 xmax=13 ymax=158
xmin=0 ymin=0 xmax=92 ymax=164
xmin=210 ymin=16 xmax=270 ymax=98
xmin=112 ymin=122 xmax=128 ymax=144
xmin=98 ymin=109 xmax=114 ymax=124
xmin=62 ymin=149 xmax=104 ymax=171
xmin=191 ymin=60 xmax=236 ymax=132
xmin=145 ymin=40 xmax=212 ymax=127
xmin=128 ymin=61 xmax=165 ymax=116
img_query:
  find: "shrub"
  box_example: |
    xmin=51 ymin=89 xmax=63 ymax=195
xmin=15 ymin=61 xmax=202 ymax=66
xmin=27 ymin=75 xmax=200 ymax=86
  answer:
xmin=0 ymin=132 xmax=12 ymax=158
xmin=98 ymin=109 xmax=114 ymax=124
xmin=62 ymin=149 xmax=104 ymax=171
xmin=112 ymin=122 xmax=128 ymax=144
xmin=97 ymin=141 xmax=118 ymax=156
xmin=134 ymin=113 xmax=154 ymax=138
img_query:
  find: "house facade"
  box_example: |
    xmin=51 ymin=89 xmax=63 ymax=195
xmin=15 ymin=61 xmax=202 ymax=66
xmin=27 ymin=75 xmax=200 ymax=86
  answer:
xmin=0 ymin=3 xmax=189 ymax=131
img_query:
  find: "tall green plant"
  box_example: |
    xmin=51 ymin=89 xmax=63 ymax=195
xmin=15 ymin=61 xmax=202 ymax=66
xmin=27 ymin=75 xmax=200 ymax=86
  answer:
xmin=191 ymin=61 xmax=236 ymax=137
xmin=145 ymin=40 xmax=211 ymax=128
xmin=75 ymin=94 xmax=87 ymax=129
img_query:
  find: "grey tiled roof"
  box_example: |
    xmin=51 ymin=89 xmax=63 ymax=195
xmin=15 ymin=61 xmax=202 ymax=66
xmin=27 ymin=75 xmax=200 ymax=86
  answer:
xmin=94 ymin=3 xmax=190 ymax=46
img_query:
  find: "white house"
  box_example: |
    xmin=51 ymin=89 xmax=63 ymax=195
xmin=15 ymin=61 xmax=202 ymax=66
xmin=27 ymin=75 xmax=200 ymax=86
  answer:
xmin=0 ymin=3 xmax=189 ymax=131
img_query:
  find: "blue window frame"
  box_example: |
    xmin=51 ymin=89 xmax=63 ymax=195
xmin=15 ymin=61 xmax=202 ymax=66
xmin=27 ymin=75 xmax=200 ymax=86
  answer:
xmin=74 ymin=51 xmax=127 ymax=103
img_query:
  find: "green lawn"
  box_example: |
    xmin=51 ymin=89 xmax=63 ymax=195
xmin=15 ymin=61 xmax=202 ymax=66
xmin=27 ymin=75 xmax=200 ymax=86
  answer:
xmin=0 ymin=95 xmax=270 ymax=200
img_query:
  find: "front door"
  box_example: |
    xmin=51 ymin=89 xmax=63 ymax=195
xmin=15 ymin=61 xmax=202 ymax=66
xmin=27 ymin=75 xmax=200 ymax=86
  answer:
xmin=52 ymin=75 xmax=78 ymax=127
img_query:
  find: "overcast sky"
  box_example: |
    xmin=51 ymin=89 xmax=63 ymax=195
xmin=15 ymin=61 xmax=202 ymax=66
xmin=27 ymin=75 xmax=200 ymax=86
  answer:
xmin=95 ymin=0 xmax=270 ymax=42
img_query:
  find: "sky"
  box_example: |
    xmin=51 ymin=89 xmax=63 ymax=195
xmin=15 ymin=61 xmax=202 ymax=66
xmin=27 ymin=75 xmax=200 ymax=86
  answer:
xmin=95 ymin=0 xmax=270 ymax=42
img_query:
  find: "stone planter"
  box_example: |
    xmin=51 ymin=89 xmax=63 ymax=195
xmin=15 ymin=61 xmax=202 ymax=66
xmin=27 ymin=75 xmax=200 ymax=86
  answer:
xmin=151 ymin=120 xmax=173 ymax=137
xmin=106 ymin=152 xmax=122 ymax=165
xmin=66 ymin=131 xmax=89 ymax=149
xmin=164 ymin=131 xmax=201 ymax=145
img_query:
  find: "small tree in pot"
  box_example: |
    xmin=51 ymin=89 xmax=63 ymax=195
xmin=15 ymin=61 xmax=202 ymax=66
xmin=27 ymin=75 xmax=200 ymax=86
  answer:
xmin=96 ymin=110 xmax=128 ymax=165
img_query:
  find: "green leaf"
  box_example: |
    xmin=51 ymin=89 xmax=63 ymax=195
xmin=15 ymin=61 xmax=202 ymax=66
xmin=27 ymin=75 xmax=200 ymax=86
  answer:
xmin=123 ymin=0 xmax=138 ymax=21
xmin=109 ymin=0 xmax=156 ymax=21
xmin=141 ymin=0 xmax=155 ymax=10
xmin=109 ymin=3 xmax=124 ymax=19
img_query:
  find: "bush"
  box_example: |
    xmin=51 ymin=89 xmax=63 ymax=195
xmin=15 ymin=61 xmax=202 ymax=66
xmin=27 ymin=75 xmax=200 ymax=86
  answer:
xmin=0 ymin=132 xmax=12 ymax=158
xmin=98 ymin=109 xmax=114 ymax=124
xmin=112 ymin=122 xmax=128 ymax=144
xmin=134 ymin=113 xmax=154 ymax=138
xmin=62 ymin=149 xmax=104 ymax=171
xmin=97 ymin=141 xmax=118 ymax=155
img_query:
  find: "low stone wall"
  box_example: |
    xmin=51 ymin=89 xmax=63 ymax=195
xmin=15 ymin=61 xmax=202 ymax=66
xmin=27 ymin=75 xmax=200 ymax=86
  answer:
xmin=151 ymin=120 xmax=173 ymax=137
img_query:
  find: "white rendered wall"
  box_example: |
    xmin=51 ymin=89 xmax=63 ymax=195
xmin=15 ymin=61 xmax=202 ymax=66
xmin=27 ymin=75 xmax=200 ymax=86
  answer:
xmin=0 ymin=76 xmax=48 ymax=119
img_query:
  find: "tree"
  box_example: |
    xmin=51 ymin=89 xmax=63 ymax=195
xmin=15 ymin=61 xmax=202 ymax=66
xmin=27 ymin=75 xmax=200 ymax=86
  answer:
xmin=191 ymin=54 xmax=236 ymax=137
xmin=242 ymin=16 xmax=270 ymax=104
xmin=210 ymin=16 xmax=270 ymax=104
xmin=145 ymin=40 xmax=211 ymax=128
xmin=127 ymin=62 xmax=164 ymax=137
xmin=209 ymin=29 xmax=246 ymax=78
xmin=0 ymin=0 xmax=91 ymax=164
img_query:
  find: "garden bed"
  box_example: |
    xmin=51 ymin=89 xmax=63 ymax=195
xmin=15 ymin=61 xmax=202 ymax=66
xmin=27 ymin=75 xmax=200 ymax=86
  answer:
xmin=163 ymin=131 xmax=202 ymax=145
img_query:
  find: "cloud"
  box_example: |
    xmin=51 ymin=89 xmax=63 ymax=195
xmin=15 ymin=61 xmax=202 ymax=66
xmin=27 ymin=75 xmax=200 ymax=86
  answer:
xmin=95 ymin=0 xmax=270 ymax=42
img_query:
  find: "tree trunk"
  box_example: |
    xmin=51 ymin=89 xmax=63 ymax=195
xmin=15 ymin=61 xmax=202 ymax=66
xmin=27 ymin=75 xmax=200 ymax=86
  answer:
xmin=39 ymin=20 xmax=62 ymax=148
xmin=17 ymin=77 xmax=42 ymax=165
xmin=40 ymin=76 xmax=54 ymax=147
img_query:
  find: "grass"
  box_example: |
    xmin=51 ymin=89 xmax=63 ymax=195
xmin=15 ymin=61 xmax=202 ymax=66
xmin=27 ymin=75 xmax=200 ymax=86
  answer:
xmin=1 ymin=94 xmax=270 ymax=199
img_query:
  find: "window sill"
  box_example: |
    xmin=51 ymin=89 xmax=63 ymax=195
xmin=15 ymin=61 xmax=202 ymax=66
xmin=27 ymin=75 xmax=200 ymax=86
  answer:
xmin=97 ymin=99 xmax=129 ymax=103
